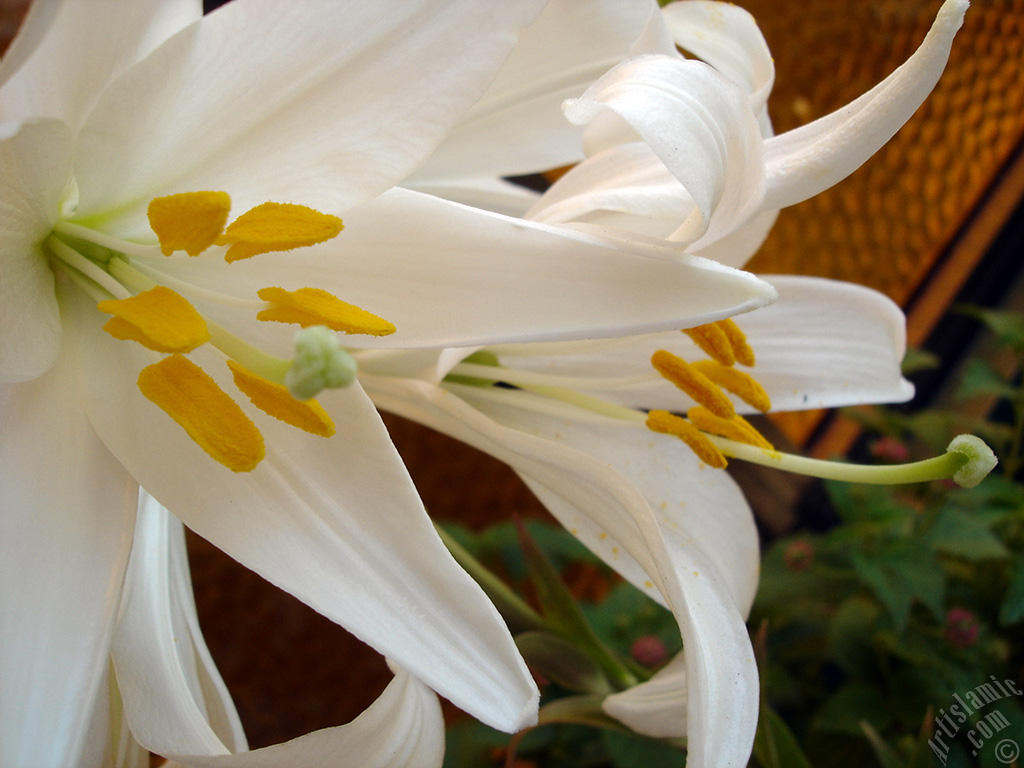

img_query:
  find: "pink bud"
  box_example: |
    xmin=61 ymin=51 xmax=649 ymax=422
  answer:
xmin=783 ymin=539 xmax=815 ymax=572
xmin=870 ymin=436 xmax=910 ymax=463
xmin=631 ymin=635 xmax=668 ymax=667
xmin=945 ymin=608 xmax=980 ymax=649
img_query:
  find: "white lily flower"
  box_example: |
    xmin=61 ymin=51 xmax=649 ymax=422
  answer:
xmin=0 ymin=1 xmax=778 ymax=765
xmin=358 ymin=275 xmax=925 ymax=767
xmin=387 ymin=1 xmax=966 ymax=764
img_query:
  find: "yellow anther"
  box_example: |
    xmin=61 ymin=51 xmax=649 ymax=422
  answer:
xmin=148 ymin=192 xmax=232 ymax=256
xmin=692 ymin=360 xmax=771 ymax=412
xmin=256 ymin=286 xmax=395 ymax=336
xmin=651 ymin=349 xmax=735 ymax=419
xmin=682 ymin=323 xmax=735 ymax=366
xmin=216 ymin=202 xmax=343 ymax=262
xmin=137 ymin=354 xmax=265 ymax=472
xmin=686 ymin=407 xmax=774 ymax=450
xmin=98 ymin=286 xmax=210 ymax=354
xmin=716 ymin=319 xmax=756 ymax=367
xmin=227 ymin=360 xmax=335 ymax=438
xmin=647 ymin=410 xmax=728 ymax=469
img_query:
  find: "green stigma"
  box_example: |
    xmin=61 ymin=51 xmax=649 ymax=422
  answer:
xmin=286 ymin=326 xmax=357 ymax=400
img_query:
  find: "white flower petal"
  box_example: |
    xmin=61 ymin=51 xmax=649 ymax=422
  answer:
xmin=163 ymin=665 xmax=444 ymax=768
xmin=690 ymin=208 xmax=778 ymax=269
xmin=603 ymin=651 xmax=688 ymax=738
xmin=73 ymin=0 xmax=548 ymax=229
xmin=0 ymin=0 xmax=201 ymax=128
xmin=528 ymin=142 xmax=692 ymax=237
xmin=453 ymin=386 xmax=759 ymax=619
xmin=564 ymin=55 xmax=765 ymax=245
xmin=112 ymin=492 xmax=245 ymax=758
xmin=410 ymin=0 xmax=664 ymax=184
xmin=662 ymin=0 xmax=774 ymax=133
xmin=0 ymin=118 xmax=73 ymax=382
xmin=365 ymin=376 xmax=758 ymax=768
xmin=732 ymin=275 xmax=914 ymax=411
xmin=71 ymin=302 xmax=538 ymax=733
xmin=496 ymin=275 xmax=912 ymax=414
xmin=0 ymin=340 xmax=137 ymax=768
xmin=406 ymin=176 xmax=541 ymax=218
xmin=762 ymin=0 xmax=967 ymax=210
xmin=152 ymin=187 xmax=776 ymax=352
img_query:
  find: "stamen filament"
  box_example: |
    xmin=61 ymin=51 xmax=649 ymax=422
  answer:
xmin=443 ymin=381 xmax=642 ymax=426
xmin=47 ymin=237 xmax=131 ymax=300
xmin=107 ymin=257 xmax=158 ymax=293
xmin=53 ymin=220 xmax=163 ymax=259
xmin=520 ymin=383 xmax=649 ymax=422
xmin=54 ymin=260 xmax=116 ymax=303
xmin=129 ymin=259 xmax=266 ymax=310
xmin=447 ymin=362 xmax=659 ymax=392
xmin=206 ymin=321 xmax=292 ymax=384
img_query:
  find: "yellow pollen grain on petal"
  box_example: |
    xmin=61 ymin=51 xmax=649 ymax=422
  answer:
xmin=137 ymin=354 xmax=264 ymax=472
xmin=256 ymin=286 xmax=395 ymax=336
xmin=682 ymin=323 xmax=735 ymax=366
xmin=715 ymin=318 xmax=756 ymax=367
xmin=692 ymin=359 xmax=771 ymax=412
xmin=98 ymin=286 xmax=210 ymax=354
xmin=647 ymin=410 xmax=728 ymax=469
xmin=227 ymin=360 xmax=335 ymax=438
xmin=687 ymin=406 xmax=774 ymax=450
xmin=217 ymin=202 xmax=344 ymax=262
xmin=651 ymin=349 xmax=735 ymax=419
xmin=148 ymin=191 xmax=232 ymax=256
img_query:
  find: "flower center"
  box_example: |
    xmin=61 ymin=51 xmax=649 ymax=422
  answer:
xmin=44 ymin=191 xmax=395 ymax=472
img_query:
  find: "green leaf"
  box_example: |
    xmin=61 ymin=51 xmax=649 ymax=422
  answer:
xmin=601 ymin=730 xmax=685 ymax=768
xmin=999 ymin=558 xmax=1024 ymax=625
xmin=815 ymin=684 xmax=890 ymax=735
xmin=754 ymin=700 xmax=815 ymax=768
xmin=442 ymin=721 xmax=509 ymax=768
xmin=826 ymin=596 xmax=882 ymax=677
xmin=954 ymin=359 xmax=1020 ymax=402
xmin=581 ymin=580 xmax=680 ymax=660
xmin=926 ymin=509 xmax=1010 ymax=561
xmin=954 ymin=304 xmax=1024 ymax=349
xmin=860 ymin=720 xmax=904 ymax=768
xmin=852 ymin=542 xmax=945 ymax=631
xmin=901 ymin=348 xmax=942 ymax=375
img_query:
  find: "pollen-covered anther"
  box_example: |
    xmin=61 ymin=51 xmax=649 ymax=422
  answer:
xmin=147 ymin=191 xmax=232 ymax=256
xmin=682 ymin=323 xmax=735 ymax=366
xmin=228 ymin=360 xmax=335 ymax=438
xmin=216 ymin=202 xmax=344 ymax=262
xmin=98 ymin=286 xmax=210 ymax=354
xmin=692 ymin=359 xmax=771 ymax=413
xmin=647 ymin=410 xmax=727 ymax=469
xmin=137 ymin=354 xmax=265 ymax=472
xmin=716 ymin=318 xmax=756 ymax=367
xmin=651 ymin=349 xmax=735 ymax=419
xmin=257 ymin=286 xmax=395 ymax=336
xmin=686 ymin=407 xmax=774 ymax=450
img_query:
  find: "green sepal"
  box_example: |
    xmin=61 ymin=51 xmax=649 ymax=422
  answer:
xmin=515 ymin=630 xmax=612 ymax=695
xmin=515 ymin=518 xmax=637 ymax=690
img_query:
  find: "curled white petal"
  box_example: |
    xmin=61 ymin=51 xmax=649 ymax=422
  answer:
xmin=763 ymin=0 xmax=968 ymax=210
